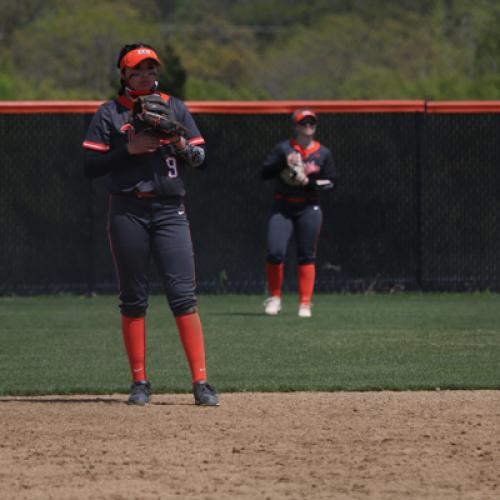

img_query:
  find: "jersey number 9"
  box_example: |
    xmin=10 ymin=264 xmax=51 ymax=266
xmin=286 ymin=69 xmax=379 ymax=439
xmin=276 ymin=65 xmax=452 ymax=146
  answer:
xmin=165 ymin=156 xmax=178 ymax=178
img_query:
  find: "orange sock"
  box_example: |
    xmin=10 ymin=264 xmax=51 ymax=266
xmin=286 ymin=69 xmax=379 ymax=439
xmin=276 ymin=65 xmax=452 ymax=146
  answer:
xmin=298 ymin=263 xmax=315 ymax=304
xmin=176 ymin=312 xmax=207 ymax=384
xmin=121 ymin=315 xmax=147 ymax=383
xmin=266 ymin=262 xmax=284 ymax=297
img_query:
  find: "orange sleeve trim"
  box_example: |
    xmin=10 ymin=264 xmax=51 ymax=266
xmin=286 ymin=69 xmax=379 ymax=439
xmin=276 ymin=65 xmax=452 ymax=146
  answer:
xmin=4 ymin=100 xmax=500 ymax=114
xmin=188 ymin=136 xmax=205 ymax=145
xmin=82 ymin=140 xmax=110 ymax=151
xmin=159 ymin=92 xmax=171 ymax=103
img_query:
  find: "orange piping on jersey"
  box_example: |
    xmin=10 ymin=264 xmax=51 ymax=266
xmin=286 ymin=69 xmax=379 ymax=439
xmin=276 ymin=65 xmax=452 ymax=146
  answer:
xmin=274 ymin=193 xmax=308 ymax=203
xmin=188 ymin=137 xmax=205 ymax=146
xmin=290 ymin=139 xmax=321 ymax=159
xmin=83 ymin=140 xmax=110 ymax=151
xmin=158 ymin=137 xmax=205 ymax=146
xmin=116 ymin=95 xmax=134 ymax=110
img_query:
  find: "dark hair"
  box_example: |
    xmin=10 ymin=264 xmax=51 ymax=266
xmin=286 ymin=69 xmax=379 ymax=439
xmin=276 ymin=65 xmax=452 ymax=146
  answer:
xmin=116 ymin=43 xmax=157 ymax=95
xmin=116 ymin=43 xmax=156 ymax=69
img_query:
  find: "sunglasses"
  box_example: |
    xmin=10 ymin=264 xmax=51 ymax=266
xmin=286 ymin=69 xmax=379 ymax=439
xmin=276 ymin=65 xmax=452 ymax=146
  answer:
xmin=297 ymin=118 xmax=317 ymax=126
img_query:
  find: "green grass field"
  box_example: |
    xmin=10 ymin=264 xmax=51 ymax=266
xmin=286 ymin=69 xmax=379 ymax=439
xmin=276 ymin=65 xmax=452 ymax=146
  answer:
xmin=1 ymin=293 xmax=499 ymax=395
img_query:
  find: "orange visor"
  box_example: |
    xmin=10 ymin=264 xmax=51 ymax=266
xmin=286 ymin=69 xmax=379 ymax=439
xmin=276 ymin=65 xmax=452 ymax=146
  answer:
xmin=293 ymin=110 xmax=317 ymax=123
xmin=119 ymin=48 xmax=161 ymax=69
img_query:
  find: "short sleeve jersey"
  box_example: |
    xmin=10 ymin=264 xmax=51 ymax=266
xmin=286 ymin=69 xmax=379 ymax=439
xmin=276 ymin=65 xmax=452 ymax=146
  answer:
xmin=262 ymin=138 xmax=336 ymax=202
xmin=83 ymin=93 xmax=205 ymax=197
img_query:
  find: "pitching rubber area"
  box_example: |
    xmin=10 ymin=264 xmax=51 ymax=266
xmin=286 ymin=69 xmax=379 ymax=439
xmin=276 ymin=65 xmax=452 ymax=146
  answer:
xmin=1 ymin=391 xmax=498 ymax=499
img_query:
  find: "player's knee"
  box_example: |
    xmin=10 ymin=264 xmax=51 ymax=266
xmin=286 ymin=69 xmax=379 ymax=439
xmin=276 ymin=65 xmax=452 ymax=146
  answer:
xmin=120 ymin=304 xmax=147 ymax=317
xmin=267 ymin=255 xmax=284 ymax=265
xmin=170 ymin=296 xmax=198 ymax=317
xmin=298 ymin=256 xmax=316 ymax=265
xmin=173 ymin=305 xmax=198 ymax=317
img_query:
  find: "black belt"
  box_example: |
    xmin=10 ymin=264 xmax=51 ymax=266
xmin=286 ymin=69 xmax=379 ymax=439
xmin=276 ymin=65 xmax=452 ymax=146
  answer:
xmin=274 ymin=193 xmax=317 ymax=203
xmin=134 ymin=190 xmax=158 ymax=198
xmin=113 ymin=191 xmax=182 ymax=205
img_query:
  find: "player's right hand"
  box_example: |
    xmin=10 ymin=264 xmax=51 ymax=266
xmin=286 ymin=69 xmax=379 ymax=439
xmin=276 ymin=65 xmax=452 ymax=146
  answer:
xmin=127 ymin=132 xmax=161 ymax=155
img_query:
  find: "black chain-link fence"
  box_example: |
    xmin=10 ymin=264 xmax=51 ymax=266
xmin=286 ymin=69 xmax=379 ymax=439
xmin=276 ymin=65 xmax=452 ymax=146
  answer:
xmin=1 ymin=107 xmax=499 ymax=294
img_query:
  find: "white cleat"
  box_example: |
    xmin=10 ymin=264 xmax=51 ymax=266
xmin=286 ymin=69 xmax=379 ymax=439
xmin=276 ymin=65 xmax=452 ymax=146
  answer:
xmin=298 ymin=303 xmax=312 ymax=318
xmin=264 ymin=296 xmax=282 ymax=315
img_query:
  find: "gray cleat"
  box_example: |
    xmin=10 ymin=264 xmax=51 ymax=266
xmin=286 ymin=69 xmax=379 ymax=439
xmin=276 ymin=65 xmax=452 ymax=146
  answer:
xmin=128 ymin=380 xmax=152 ymax=405
xmin=193 ymin=382 xmax=219 ymax=406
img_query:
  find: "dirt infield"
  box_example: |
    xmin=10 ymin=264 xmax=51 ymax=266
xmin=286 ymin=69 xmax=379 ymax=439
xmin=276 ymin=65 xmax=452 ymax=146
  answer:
xmin=0 ymin=391 xmax=498 ymax=499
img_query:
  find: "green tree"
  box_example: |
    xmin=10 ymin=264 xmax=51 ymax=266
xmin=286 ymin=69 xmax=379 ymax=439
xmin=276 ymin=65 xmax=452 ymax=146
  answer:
xmin=0 ymin=0 xmax=49 ymax=42
xmin=0 ymin=0 xmax=162 ymax=99
xmin=2 ymin=0 xmax=500 ymax=100
xmin=168 ymin=14 xmax=267 ymax=99
xmin=156 ymin=42 xmax=187 ymax=100
xmin=252 ymin=6 xmax=487 ymax=99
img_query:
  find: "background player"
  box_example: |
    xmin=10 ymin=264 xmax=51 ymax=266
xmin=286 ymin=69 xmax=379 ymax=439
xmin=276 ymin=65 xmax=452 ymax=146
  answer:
xmin=82 ymin=43 xmax=219 ymax=406
xmin=261 ymin=109 xmax=336 ymax=318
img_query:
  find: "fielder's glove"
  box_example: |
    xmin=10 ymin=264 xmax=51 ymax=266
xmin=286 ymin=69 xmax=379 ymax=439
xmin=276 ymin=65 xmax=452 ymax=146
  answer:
xmin=131 ymin=94 xmax=187 ymax=141
xmin=280 ymin=152 xmax=308 ymax=186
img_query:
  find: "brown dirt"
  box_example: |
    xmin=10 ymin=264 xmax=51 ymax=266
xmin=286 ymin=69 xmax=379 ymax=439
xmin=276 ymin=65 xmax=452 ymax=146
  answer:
xmin=0 ymin=391 xmax=498 ymax=500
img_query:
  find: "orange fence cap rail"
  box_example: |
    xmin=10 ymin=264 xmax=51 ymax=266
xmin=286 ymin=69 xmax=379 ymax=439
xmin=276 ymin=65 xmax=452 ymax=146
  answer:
xmin=3 ymin=100 xmax=500 ymax=114
xmin=185 ymin=100 xmax=426 ymax=113
xmin=426 ymin=101 xmax=500 ymax=113
xmin=0 ymin=100 xmax=426 ymax=114
xmin=0 ymin=101 xmax=104 ymax=113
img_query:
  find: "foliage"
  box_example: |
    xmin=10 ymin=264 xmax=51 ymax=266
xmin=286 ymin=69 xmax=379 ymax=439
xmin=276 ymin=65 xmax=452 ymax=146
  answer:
xmin=0 ymin=0 xmax=161 ymax=99
xmin=168 ymin=13 xmax=266 ymax=99
xmin=156 ymin=42 xmax=187 ymax=100
xmin=1 ymin=0 xmax=500 ymax=100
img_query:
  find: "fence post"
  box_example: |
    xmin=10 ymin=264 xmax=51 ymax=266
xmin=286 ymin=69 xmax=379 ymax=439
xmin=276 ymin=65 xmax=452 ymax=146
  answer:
xmin=414 ymin=102 xmax=427 ymax=290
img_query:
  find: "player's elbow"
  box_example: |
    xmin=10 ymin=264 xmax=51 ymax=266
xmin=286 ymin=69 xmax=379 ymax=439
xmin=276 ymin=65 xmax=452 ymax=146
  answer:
xmin=83 ymin=155 xmax=110 ymax=179
xmin=261 ymin=166 xmax=275 ymax=180
xmin=83 ymin=159 xmax=101 ymax=179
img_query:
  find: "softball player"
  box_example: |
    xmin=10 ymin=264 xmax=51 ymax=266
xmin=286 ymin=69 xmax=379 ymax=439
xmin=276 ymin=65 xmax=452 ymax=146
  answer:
xmin=262 ymin=109 xmax=336 ymax=318
xmin=83 ymin=43 xmax=218 ymax=406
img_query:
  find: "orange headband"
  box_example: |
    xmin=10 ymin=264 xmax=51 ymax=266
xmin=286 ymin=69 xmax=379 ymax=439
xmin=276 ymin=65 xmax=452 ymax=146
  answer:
xmin=119 ymin=48 xmax=161 ymax=69
xmin=293 ymin=110 xmax=317 ymax=123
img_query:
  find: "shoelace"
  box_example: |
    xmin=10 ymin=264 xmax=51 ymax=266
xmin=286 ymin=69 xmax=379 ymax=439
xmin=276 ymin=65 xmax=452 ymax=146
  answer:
xmin=132 ymin=383 xmax=150 ymax=394
xmin=202 ymin=383 xmax=213 ymax=393
xmin=264 ymin=297 xmax=280 ymax=306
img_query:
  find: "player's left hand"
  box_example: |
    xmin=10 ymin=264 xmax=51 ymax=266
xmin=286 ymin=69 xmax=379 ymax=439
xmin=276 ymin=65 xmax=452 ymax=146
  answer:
xmin=127 ymin=131 xmax=161 ymax=155
xmin=170 ymin=136 xmax=187 ymax=149
xmin=132 ymin=94 xmax=187 ymax=139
